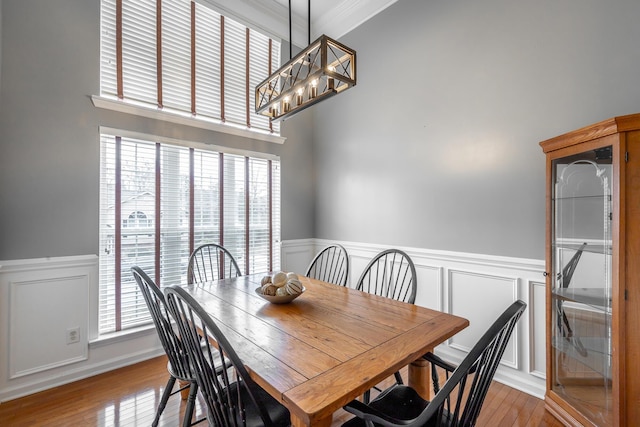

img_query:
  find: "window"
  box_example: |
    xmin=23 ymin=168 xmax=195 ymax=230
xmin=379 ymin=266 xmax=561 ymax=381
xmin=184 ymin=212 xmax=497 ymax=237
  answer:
xmin=100 ymin=0 xmax=280 ymax=135
xmin=99 ymin=132 xmax=281 ymax=334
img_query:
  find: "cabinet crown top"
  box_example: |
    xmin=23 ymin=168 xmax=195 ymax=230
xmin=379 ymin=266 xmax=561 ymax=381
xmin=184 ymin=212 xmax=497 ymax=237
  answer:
xmin=540 ymin=112 xmax=640 ymax=153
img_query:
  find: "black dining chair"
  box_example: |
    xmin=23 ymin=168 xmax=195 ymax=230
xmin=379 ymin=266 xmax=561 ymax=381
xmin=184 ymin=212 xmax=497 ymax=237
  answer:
xmin=356 ymin=249 xmax=416 ymax=304
xmin=341 ymin=300 xmax=527 ymax=427
xmin=131 ymin=266 xmax=200 ymax=427
xmin=305 ymin=244 xmax=350 ymax=286
xmin=187 ymin=243 xmax=242 ymax=284
xmin=164 ymin=285 xmax=291 ymax=427
xmin=356 ymin=249 xmax=417 ymax=401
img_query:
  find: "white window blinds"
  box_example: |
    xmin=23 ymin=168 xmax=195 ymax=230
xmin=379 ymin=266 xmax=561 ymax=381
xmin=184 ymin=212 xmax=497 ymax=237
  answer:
xmin=100 ymin=0 xmax=280 ymax=134
xmin=99 ymin=132 xmax=281 ymax=334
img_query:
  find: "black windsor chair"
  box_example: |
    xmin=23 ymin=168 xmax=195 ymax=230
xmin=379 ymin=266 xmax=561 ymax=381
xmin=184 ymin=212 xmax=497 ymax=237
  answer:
xmin=187 ymin=243 xmax=242 ymax=284
xmin=164 ymin=285 xmax=291 ymax=427
xmin=131 ymin=266 xmax=201 ymax=427
xmin=341 ymin=300 xmax=527 ymax=427
xmin=356 ymin=249 xmax=417 ymax=401
xmin=356 ymin=249 xmax=416 ymax=304
xmin=305 ymin=244 xmax=350 ymax=286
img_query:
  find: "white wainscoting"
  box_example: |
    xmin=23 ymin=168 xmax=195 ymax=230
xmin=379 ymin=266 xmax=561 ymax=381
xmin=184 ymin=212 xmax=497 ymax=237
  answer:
xmin=1 ymin=256 xmax=95 ymax=381
xmin=9 ymin=275 xmax=89 ymax=378
xmin=282 ymin=239 xmax=547 ymax=398
xmin=0 ymin=242 xmax=547 ymax=402
xmin=0 ymin=255 xmax=164 ymax=402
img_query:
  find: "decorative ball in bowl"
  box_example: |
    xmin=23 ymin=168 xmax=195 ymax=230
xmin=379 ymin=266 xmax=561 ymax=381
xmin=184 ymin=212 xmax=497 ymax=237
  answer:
xmin=255 ymin=271 xmax=305 ymax=304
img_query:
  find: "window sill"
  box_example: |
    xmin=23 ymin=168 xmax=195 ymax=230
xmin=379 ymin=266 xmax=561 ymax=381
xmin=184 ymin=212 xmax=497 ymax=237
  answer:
xmin=91 ymin=95 xmax=286 ymax=145
xmin=89 ymin=324 xmax=157 ymax=349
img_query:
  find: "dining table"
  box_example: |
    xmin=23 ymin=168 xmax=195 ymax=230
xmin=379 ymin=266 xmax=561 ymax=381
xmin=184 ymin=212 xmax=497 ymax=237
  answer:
xmin=183 ymin=273 xmax=469 ymax=427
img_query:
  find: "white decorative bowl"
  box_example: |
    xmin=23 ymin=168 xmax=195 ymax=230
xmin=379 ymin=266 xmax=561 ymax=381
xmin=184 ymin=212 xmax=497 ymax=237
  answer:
xmin=255 ymin=286 xmax=305 ymax=304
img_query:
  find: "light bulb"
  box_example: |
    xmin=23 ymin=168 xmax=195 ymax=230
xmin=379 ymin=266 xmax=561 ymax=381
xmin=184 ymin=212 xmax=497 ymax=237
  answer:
xmin=296 ymin=88 xmax=304 ymax=105
xmin=327 ymin=67 xmax=335 ymax=90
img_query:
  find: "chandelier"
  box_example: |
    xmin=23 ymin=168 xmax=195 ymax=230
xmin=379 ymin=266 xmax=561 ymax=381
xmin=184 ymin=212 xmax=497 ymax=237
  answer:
xmin=254 ymin=1 xmax=356 ymax=122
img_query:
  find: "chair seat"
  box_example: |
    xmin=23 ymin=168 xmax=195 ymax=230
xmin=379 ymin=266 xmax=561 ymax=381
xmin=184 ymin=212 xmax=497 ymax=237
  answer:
xmin=218 ymin=381 xmax=290 ymax=427
xmin=166 ymin=357 xmax=195 ymax=383
xmin=343 ymin=385 xmax=455 ymax=427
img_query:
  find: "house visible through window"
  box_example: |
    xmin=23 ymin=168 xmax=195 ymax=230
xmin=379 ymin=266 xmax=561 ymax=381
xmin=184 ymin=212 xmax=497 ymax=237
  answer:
xmin=99 ymin=133 xmax=281 ymax=334
xmin=124 ymin=211 xmax=151 ymax=228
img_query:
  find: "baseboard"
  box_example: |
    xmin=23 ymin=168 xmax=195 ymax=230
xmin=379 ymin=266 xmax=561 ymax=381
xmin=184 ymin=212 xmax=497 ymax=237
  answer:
xmin=0 ymin=347 xmax=164 ymax=402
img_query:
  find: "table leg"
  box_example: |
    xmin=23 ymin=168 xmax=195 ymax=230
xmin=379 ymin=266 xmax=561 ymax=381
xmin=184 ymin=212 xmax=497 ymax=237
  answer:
xmin=179 ymin=380 xmax=190 ymax=400
xmin=408 ymin=356 xmax=431 ymax=400
xmin=290 ymin=412 xmax=332 ymax=427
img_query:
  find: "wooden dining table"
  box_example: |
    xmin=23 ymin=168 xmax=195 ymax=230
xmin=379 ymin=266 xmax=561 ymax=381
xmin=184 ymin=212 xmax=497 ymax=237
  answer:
xmin=183 ymin=273 xmax=469 ymax=427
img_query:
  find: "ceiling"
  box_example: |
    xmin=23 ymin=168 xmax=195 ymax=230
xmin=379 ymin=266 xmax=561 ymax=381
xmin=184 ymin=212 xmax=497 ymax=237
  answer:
xmin=198 ymin=0 xmax=397 ymax=46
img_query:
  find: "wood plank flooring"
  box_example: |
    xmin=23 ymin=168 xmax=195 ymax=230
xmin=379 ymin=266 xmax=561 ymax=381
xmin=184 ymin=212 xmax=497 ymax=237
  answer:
xmin=0 ymin=356 xmax=564 ymax=426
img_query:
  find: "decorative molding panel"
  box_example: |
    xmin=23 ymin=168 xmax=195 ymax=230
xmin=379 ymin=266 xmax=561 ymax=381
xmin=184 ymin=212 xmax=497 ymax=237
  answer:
xmin=528 ymin=280 xmax=546 ymax=378
xmin=0 ymin=255 xmax=167 ymax=402
xmin=414 ymin=264 xmax=443 ymax=312
xmin=2 ymin=257 xmax=95 ymax=379
xmin=281 ymin=238 xmax=315 ymax=274
xmin=9 ymin=275 xmax=89 ymax=378
xmin=447 ymin=269 xmax=519 ymax=369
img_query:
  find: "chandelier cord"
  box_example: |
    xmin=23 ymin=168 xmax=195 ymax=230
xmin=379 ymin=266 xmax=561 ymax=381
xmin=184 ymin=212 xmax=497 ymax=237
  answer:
xmin=289 ymin=0 xmax=292 ymax=60
xmin=308 ymin=0 xmax=311 ymax=46
xmin=288 ymin=0 xmax=312 ymax=59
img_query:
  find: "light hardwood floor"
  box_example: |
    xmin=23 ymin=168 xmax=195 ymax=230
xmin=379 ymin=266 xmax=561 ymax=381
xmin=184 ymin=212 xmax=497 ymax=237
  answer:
xmin=0 ymin=356 xmax=564 ymax=426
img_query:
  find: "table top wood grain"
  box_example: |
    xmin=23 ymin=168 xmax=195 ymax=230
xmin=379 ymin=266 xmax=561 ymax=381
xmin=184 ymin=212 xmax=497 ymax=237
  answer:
xmin=184 ymin=273 xmax=469 ymax=426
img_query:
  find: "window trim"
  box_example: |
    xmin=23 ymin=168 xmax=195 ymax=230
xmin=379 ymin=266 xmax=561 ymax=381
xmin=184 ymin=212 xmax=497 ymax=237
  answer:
xmin=99 ymin=126 xmax=281 ymax=160
xmin=92 ymin=96 xmax=286 ymax=145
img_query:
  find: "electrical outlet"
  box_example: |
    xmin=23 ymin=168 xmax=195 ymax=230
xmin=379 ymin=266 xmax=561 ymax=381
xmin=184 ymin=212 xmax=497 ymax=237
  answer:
xmin=66 ymin=327 xmax=80 ymax=344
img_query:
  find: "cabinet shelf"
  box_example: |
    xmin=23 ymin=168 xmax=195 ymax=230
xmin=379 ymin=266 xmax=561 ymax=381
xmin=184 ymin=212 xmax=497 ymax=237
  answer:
xmin=553 ymin=194 xmax=611 ymax=201
xmin=553 ymin=288 xmax=612 ymax=312
xmin=552 ymin=336 xmax=612 ymax=380
xmin=552 ymin=242 xmax=612 ymax=255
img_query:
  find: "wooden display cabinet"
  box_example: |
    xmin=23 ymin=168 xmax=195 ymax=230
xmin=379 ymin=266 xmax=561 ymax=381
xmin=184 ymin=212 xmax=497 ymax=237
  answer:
xmin=540 ymin=113 xmax=640 ymax=426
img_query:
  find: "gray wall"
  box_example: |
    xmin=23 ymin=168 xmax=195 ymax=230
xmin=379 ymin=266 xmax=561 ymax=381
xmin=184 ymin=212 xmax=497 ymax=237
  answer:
xmin=312 ymin=0 xmax=640 ymax=260
xmin=0 ymin=0 xmax=315 ymax=261
xmin=3 ymin=0 xmax=640 ymax=262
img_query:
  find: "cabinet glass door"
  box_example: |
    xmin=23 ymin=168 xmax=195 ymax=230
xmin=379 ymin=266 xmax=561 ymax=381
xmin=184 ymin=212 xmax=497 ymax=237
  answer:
xmin=551 ymin=146 xmax=613 ymax=426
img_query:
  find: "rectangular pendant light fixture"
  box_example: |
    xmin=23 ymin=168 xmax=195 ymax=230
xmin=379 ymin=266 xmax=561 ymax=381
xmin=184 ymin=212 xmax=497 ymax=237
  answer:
xmin=255 ymin=34 xmax=356 ymax=122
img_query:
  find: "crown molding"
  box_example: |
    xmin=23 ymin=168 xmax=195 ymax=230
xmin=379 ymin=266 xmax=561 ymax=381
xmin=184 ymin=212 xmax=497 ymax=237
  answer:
xmin=195 ymin=0 xmax=308 ymax=46
xmin=313 ymin=0 xmax=397 ymax=39
xmin=196 ymin=0 xmax=397 ymax=47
